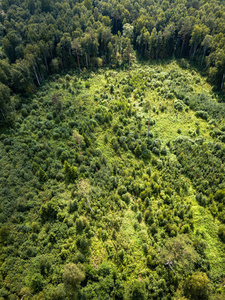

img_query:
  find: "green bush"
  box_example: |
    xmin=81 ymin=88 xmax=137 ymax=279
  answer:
xmin=195 ymin=111 xmax=208 ymax=120
xmin=142 ymin=149 xmax=151 ymax=159
xmin=218 ymin=225 xmax=225 ymax=242
xmin=21 ymin=108 xmax=28 ymax=117
xmin=184 ymin=272 xmax=210 ymax=300
xmin=118 ymin=185 xmax=127 ymax=196
xmin=63 ymin=263 xmax=85 ymax=286
xmin=29 ymin=273 xmax=44 ymax=293
xmin=64 ymin=161 xmax=78 ymax=182
xmin=134 ymin=144 xmax=142 ymax=157
xmin=40 ymin=199 xmax=59 ymax=220
xmin=174 ymin=100 xmax=184 ymax=111
xmin=121 ymin=192 xmax=131 ymax=204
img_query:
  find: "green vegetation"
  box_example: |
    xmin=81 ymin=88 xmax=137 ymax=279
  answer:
xmin=0 ymin=60 xmax=225 ymax=299
xmin=1 ymin=0 xmax=225 ymax=299
xmin=1 ymin=0 xmax=225 ymax=125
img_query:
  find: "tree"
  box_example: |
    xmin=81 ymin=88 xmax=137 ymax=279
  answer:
xmin=57 ymin=33 xmax=73 ymax=69
xmin=25 ymin=44 xmax=41 ymax=86
xmin=73 ymin=130 xmax=84 ymax=162
xmin=63 ymin=263 xmax=85 ymax=286
xmin=2 ymin=31 xmax=21 ymax=63
xmin=81 ymin=32 xmax=98 ymax=68
xmin=0 ymin=83 xmax=11 ymax=123
xmin=201 ymin=35 xmax=212 ymax=66
xmin=163 ymin=22 xmax=175 ymax=58
xmin=179 ymin=18 xmax=192 ymax=57
xmin=11 ymin=59 xmax=33 ymax=93
xmin=122 ymin=23 xmax=134 ymax=77
xmin=208 ymin=48 xmax=225 ymax=89
xmin=38 ymin=40 xmax=51 ymax=73
xmin=149 ymin=28 xmax=158 ymax=59
xmin=136 ymin=27 xmax=151 ymax=58
xmin=126 ymin=280 xmax=146 ymax=300
xmin=123 ymin=23 xmax=134 ymax=39
xmin=159 ymin=235 xmax=199 ymax=275
xmin=77 ymin=178 xmax=93 ymax=212
xmin=0 ymin=59 xmax=11 ymax=86
xmin=190 ymin=24 xmax=209 ymax=57
xmin=64 ymin=161 xmax=78 ymax=182
xmin=72 ymin=38 xmax=82 ymax=72
xmin=184 ymin=272 xmax=210 ymax=300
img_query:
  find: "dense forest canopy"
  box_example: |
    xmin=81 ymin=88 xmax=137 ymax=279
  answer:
xmin=0 ymin=1 xmax=225 ymax=300
xmin=0 ymin=0 xmax=225 ymax=123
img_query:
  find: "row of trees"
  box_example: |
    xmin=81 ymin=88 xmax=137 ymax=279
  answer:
xmin=1 ymin=0 xmax=225 ymax=123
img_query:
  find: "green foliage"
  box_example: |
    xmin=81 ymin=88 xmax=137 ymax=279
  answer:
xmin=126 ymin=280 xmax=146 ymax=300
xmin=38 ymin=168 xmax=48 ymax=182
xmin=0 ymin=44 xmax=225 ymax=300
xmin=159 ymin=235 xmax=200 ymax=275
xmin=118 ymin=185 xmax=127 ymax=196
xmin=134 ymin=144 xmax=142 ymax=157
xmin=63 ymin=263 xmax=85 ymax=286
xmin=218 ymin=225 xmax=225 ymax=242
xmin=195 ymin=110 xmax=209 ymax=120
xmin=40 ymin=199 xmax=59 ymax=220
xmin=64 ymin=161 xmax=78 ymax=182
xmin=184 ymin=272 xmax=210 ymax=300
xmin=29 ymin=273 xmax=44 ymax=293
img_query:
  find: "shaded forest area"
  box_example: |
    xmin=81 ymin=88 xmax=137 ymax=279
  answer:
xmin=0 ymin=0 xmax=225 ymax=124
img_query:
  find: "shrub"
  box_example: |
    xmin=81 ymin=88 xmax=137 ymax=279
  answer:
xmin=137 ymin=212 xmax=142 ymax=223
xmin=195 ymin=111 xmax=208 ymax=120
xmin=118 ymin=185 xmax=127 ymax=196
xmin=122 ymin=193 xmax=131 ymax=204
xmin=29 ymin=273 xmax=44 ymax=293
xmin=68 ymin=200 xmax=78 ymax=213
xmin=174 ymin=100 xmax=183 ymax=111
xmin=152 ymin=147 xmax=160 ymax=155
xmin=142 ymin=243 xmax=148 ymax=255
xmin=63 ymin=263 xmax=85 ymax=286
xmin=21 ymin=108 xmax=28 ymax=117
xmin=38 ymin=168 xmax=48 ymax=182
xmin=184 ymin=272 xmax=210 ymax=300
xmin=126 ymin=280 xmax=146 ymax=300
xmin=142 ymin=149 xmax=151 ymax=159
xmin=218 ymin=225 xmax=225 ymax=242
xmin=40 ymin=199 xmax=59 ymax=220
xmin=85 ymin=81 xmax=90 ymax=88
xmin=65 ymin=74 xmax=71 ymax=81
xmin=134 ymin=144 xmax=142 ymax=157
xmin=64 ymin=161 xmax=78 ymax=182
xmin=56 ymin=172 xmax=64 ymax=181
xmin=32 ymin=222 xmax=40 ymax=233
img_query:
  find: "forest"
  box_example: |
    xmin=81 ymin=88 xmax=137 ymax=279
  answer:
xmin=0 ymin=0 xmax=225 ymax=299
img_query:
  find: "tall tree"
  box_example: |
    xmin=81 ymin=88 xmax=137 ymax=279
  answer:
xmin=201 ymin=34 xmax=212 ymax=66
xmin=0 ymin=83 xmax=11 ymax=123
xmin=25 ymin=44 xmax=41 ymax=85
xmin=72 ymin=38 xmax=82 ymax=72
xmin=190 ymin=24 xmax=209 ymax=57
xmin=2 ymin=31 xmax=21 ymax=63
